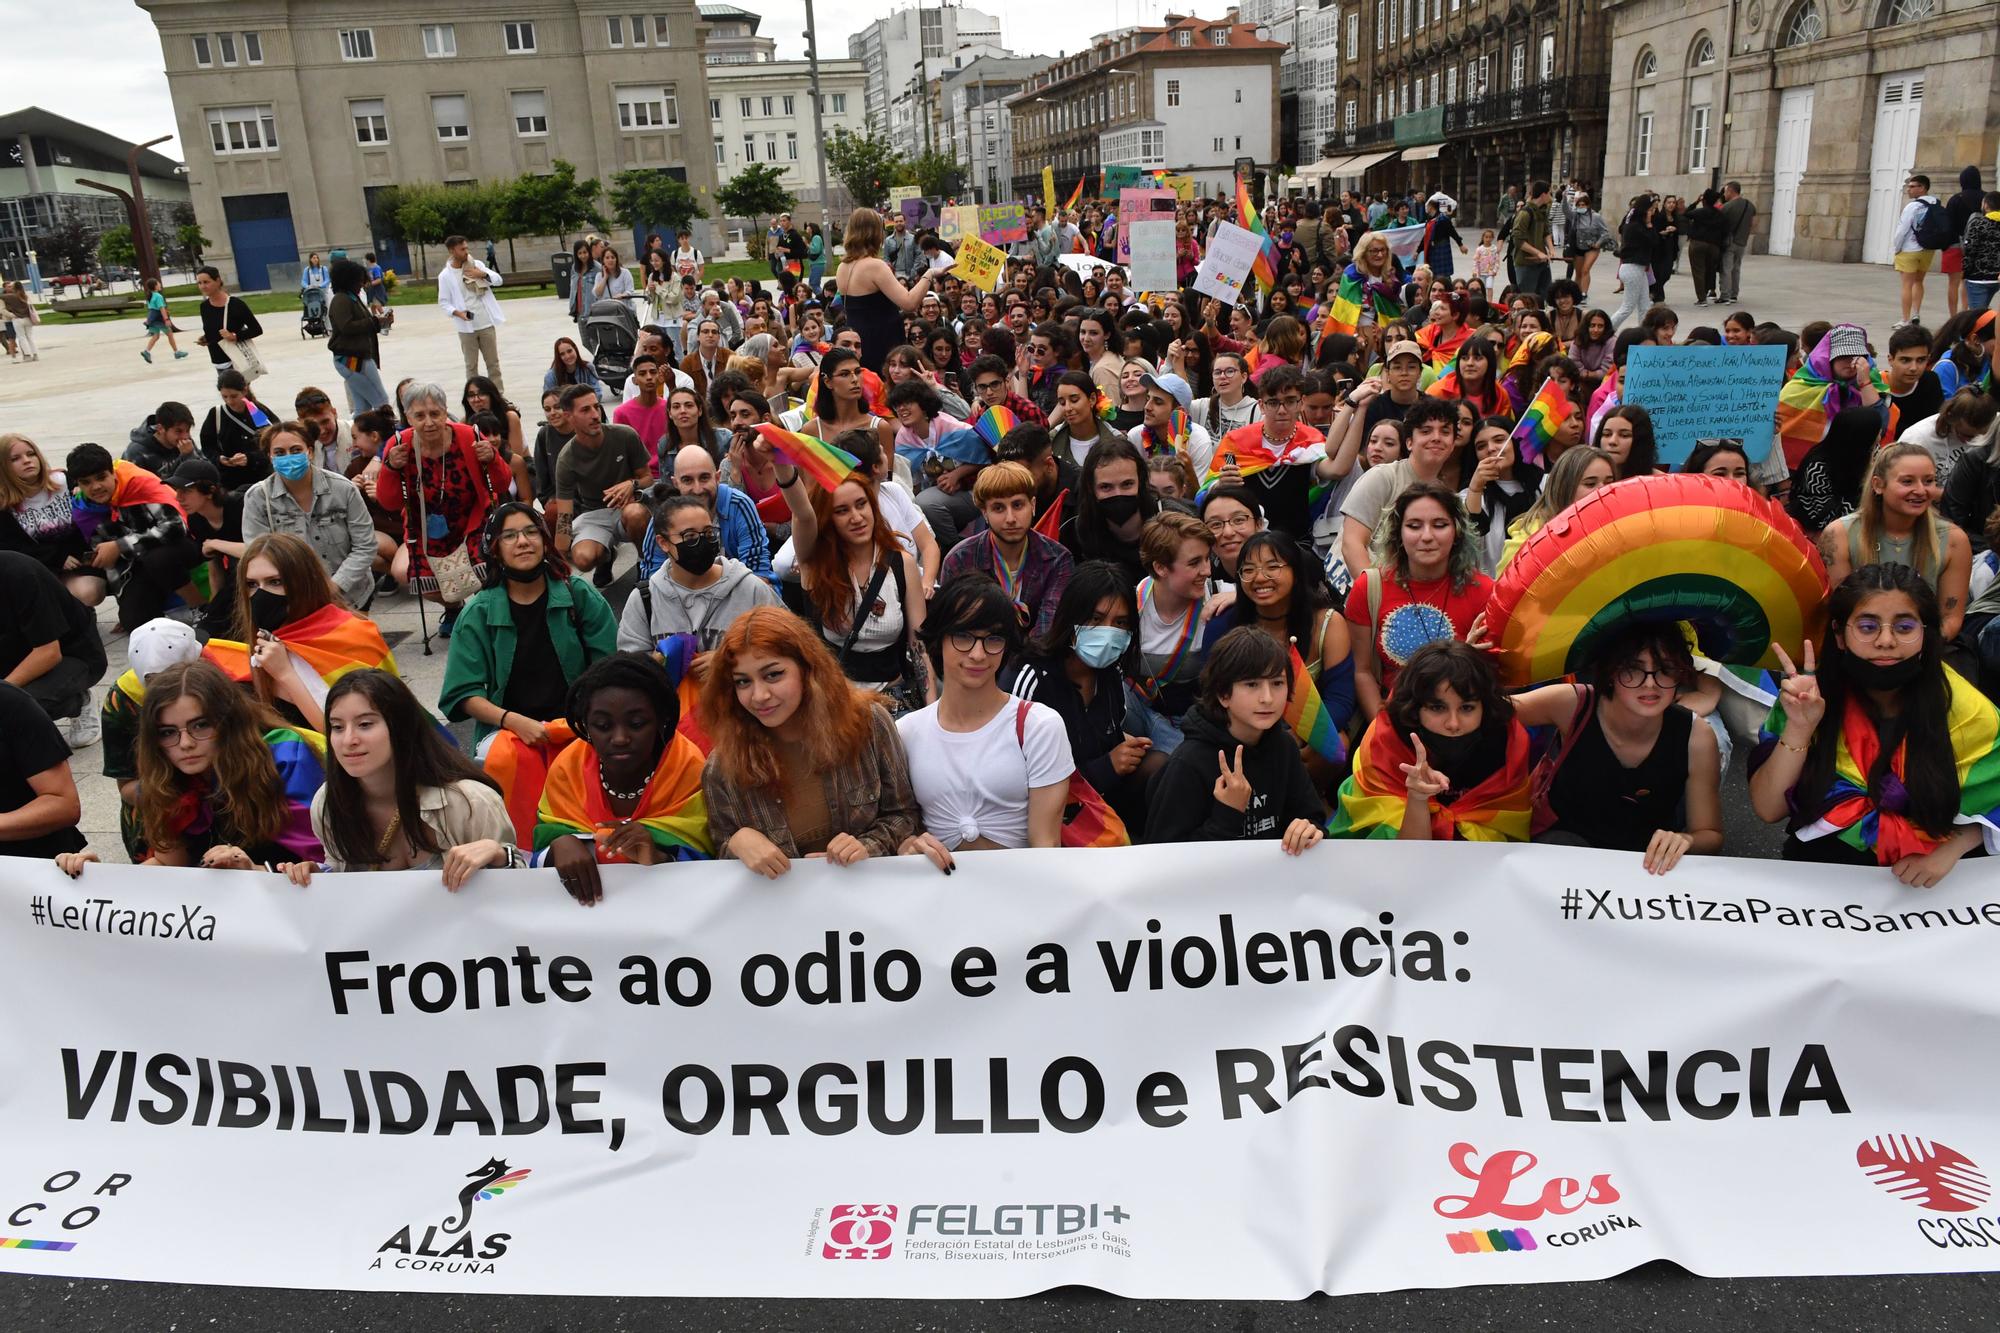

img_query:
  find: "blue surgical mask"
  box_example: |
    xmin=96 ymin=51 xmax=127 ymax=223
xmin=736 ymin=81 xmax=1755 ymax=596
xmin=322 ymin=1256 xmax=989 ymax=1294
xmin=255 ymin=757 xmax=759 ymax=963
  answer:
xmin=1073 ymin=625 xmax=1131 ymax=669
xmin=272 ymin=452 xmax=312 ymax=481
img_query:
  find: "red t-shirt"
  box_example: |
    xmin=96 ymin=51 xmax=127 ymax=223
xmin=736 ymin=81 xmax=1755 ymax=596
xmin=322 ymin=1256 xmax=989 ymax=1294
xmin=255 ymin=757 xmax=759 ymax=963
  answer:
xmin=1343 ymin=569 xmax=1494 ymax=697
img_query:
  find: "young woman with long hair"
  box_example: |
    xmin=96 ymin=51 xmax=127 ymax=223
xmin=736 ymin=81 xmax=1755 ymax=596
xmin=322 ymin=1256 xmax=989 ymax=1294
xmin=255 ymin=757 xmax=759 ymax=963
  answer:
xmin=834 ymin=208 xmax=937 ymax=373
xmin=1231 ymin=528 xmax=1355 ymax=782
xmin=1426 ymin=334 xmax=1508 ymax=417
xmin=1200 ymin=485 xmax=1265 ymax=584
xmin=790 ymin=466 xmax=931 ymax=707
xmin=1345 ymin=481 xmax=1495 ymax=717
xmin=544 ymin=336 xmax=604 ymax=393
xmin=1060 ymin=437 xmax=1159 ymax=586
xmin=286 ymin=669 xmax=515 ymax=884
xmin=1591 ymin=403 xmax=1661 ymax=479
xmin=661 ymin=386 xmax=723 ymax=467
xmin=56 ymin=659 xmax=326 ymax=874
xmin=222 ymin=531 xmax=393 ymax=733
xmin=801 ymin=346 xmax=895 ymax=465
xmin=1499 ymin=444 xmax=1616 ymax=572
xmin=1823 ymin=441 xmax=1972 ymax=639
xmin=700 ymin=604 xmax=936 ymax=876
xmin=0 ymin=432 xmax=92 ymax=601
xmin=1752 ymin=563 xmax=2000 ymax=882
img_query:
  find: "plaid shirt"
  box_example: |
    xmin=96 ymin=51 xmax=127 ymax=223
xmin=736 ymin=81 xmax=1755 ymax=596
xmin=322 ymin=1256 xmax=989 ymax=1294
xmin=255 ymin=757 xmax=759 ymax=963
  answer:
xmin=937 ymin=530 xmax=1073 ymax=640
xmin=998 ymin=392 xmax=1047 ymax=427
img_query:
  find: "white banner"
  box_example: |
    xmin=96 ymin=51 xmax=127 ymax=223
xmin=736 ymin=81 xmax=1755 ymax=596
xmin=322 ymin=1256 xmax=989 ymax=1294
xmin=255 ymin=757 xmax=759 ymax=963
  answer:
xmin=4 ymin=844 xmax=2000 ymax=1298
xmin=1194 ymin=221 xmax=1261 ymax=304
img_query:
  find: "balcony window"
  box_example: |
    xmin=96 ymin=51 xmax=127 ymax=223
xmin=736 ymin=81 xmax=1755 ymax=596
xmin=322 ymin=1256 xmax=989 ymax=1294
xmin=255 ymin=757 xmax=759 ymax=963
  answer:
xmin=206 ymin=104 xmax=278 ymax=154
xmin=338 ymin=28 xmax=374 ymax=61
xmin=351 ymin=98 xmax=389 ymax=144
xmin=617 ymin=86 xmax=679 ymax=129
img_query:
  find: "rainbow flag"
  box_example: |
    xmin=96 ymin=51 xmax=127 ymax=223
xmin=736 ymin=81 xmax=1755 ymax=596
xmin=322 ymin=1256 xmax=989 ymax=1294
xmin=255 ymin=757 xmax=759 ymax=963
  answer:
xmin=1200 ymin=421 xmax=1326 ymax=491
xmin=1137 ymin=409 xmax=1190 ymax=459
xmin=1236 ymin=176 xmax=1279 ymax=296
xmin=206 ymin=604 xmax=398 ymax=690
xmin=1284 ymin=643 xmax=1347 ymax=766
xmin=1318 ymin=266 xmax=1401 ymax=340
xmin=1327 ymin=716 xmax=1532 ymax=841
xmin=973 ymin=405 xmax=1019 ymax=452
xmin=754 ymin=423 xmax=861 ymax=491
xmin=534 ymin=732 xmax=714 ymax=861
xmin=1775 ymin=325 xmax=1891 ymax=469
xmin=1063 ymin=175 xmax=1086 ymax=211
xmin=1510 ymin=376 xmax=1574 ymax=467
xmin=1092 ymin=386 xmax=1118 ymax=422
xmin=161 ymin=726 xmax=327 ymax=862
xmin=484 ymin=720 xmax=575 ymax=848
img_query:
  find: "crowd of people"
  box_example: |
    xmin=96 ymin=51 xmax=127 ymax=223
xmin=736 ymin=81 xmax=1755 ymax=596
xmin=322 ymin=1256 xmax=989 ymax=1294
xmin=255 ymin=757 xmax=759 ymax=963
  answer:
xmin=3 ymin=171 xmax=1998 ymax=900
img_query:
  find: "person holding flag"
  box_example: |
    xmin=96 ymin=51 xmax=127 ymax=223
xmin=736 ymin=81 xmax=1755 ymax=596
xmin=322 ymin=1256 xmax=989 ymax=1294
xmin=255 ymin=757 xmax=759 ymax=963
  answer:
xmin=1204 ymin=365 xmax=1336 ymax=544
xmin=1775 ymin=324 xmax=1892 ymax=471
xmin=1230 ymin=529 xmax=1355 ymax=790
xmin=1236 ymin=174 xmax=1281 ymax=301
xmin=1318 ymin=231 xmax=1403 ymax=348
xmin=1128 ymin=371 xmax=1215 ymax=478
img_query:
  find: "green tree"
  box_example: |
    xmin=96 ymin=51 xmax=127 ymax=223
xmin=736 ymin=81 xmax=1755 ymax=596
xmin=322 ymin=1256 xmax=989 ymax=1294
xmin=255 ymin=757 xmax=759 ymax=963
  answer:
xmin=504 ymin=160 xmax=607 ymax=248
xmin=715 ymin=163 xmax=797 ymax=250
xmin=824 ymin=128 xmax=903 ymax=212
xmin=896 ymin=148 xmax=961 ymax=200
xmin=388 ymin=189 xmax=449 ymax=279
xmin=175 ymin=222 xmax=209 ymax=269
xmin=608 ymin=169 xmax=706 ymax=247
xmin=34 ymin=216 xmax=101 ymax=276
xmin=98 ymin=224 xmax=138 ymax=270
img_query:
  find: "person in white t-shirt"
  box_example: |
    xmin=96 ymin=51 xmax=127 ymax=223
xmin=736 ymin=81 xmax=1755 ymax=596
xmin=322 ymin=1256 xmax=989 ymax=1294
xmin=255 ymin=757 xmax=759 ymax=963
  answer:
xmin=897 ymin=575 xmax=1075 ymax=856
xmin=435 ymin=235 xmax=506 ymax=390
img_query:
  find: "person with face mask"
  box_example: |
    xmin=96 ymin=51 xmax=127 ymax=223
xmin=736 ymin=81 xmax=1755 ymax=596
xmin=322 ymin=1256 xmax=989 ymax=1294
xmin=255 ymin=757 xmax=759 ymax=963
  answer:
xmin=239 ymin=421 xmax=383 ymax=611
xmin=439 ymin=503 xmax=620 ymax=844
xmin=618 ymin=493 xmax=780 ymax=657
xmin=1004 ymin=561 xmax=1165 ymax=838
xmin=1329 ymin=640 xmax=1532 ymax=841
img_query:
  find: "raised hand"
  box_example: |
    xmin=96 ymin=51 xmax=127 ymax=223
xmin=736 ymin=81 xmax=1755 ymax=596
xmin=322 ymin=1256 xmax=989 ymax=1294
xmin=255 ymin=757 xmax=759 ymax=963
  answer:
xmin=1771 ymin=641 xmax=1825 ymax=735
xmin=1400 ymin=733 xmax=1451 ymax=799
xmin=1213 ymin=745 xmax=1253 ymax=812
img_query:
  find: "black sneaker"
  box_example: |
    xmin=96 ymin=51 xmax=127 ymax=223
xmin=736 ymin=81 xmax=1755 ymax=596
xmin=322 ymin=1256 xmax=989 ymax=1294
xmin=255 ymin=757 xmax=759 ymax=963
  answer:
xmin=375 ymin=573 xmax=399 ymax=596
xmin=437 ymin=605 xmax=460 ymax=638
xmin=593 ymin=562 xmax=615 ymax=588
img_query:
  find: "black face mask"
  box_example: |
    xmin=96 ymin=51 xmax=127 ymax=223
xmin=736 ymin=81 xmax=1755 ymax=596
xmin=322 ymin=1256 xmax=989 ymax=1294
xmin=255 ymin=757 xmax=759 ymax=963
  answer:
xmin=1097 ymin=493 xmax=1142 ymax=526
xmin=249 ymin=588 xmax=289 ymax=636
xmin=1844 ymin=652 xmax=1925 ymax=692
xmin=675 ymin=532 xmax=722 ymax=576
xmin=1417 ymin=727 xmax=1483 ymax=781
xmin=501 ymin=560 xmax=546 ymax=584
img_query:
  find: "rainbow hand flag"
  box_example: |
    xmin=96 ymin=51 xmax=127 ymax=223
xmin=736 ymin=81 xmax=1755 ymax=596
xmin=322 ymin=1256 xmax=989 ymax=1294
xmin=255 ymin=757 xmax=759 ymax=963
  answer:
xmin=754 ymin=423 xmax=861 ymax=491
xmin=1285 ymin=643 xmax=1347 ymax=766
xmin=1510 ymin=376 xmax=1575 ymax=467
xmin=1138 ymin=409 xmax=1190 ymax=459
xmin=1236 ymin=176 xmax=1280 ymax=297
xmin=1318 ymin=267 xmax=1402 ymax=340
xmin=973 ymin=405 xmax=1019 ymax=452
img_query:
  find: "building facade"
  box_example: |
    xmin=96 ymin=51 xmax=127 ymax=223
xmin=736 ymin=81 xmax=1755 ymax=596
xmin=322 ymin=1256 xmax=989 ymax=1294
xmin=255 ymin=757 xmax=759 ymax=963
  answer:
xmin=1602 ymin=0 xmax=1999 ymax=263
xmin=940 ymin=56 xmax=1043 ymax=204
xmin=705 ymin=59 xmax=867 ymax=215
xmin=138 ymin=0 xmax=720 ymax=290
xmin=1 ymin=107 xmax=192 ymax=281
xmin=1308 ymin=0 xmax=1610 ymax=225
xmin=696 ymin=2 xmax=776 ymax=64
xmin=1008 ymin=15 xmax=1284 ymax=201
xmin=847 ymin=5 xmax=1008 ymax=157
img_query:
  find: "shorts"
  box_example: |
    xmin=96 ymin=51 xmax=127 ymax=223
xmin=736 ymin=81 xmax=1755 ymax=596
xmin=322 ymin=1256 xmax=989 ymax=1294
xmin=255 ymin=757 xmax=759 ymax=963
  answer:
xmin=568 ymin=506 xmax=627 ymax=550
xmin=1941 ymin=245 xmax=1964 ymax=274
xmin=1894 ymin=249 xmax=1936 ymax=274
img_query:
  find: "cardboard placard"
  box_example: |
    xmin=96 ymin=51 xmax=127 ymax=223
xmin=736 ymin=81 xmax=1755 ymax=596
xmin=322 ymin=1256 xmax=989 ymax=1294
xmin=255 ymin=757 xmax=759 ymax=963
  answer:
xmin=977 ymin=203 xmax=1027 ymax=245
xmin=951 ymin=234 xmax=1009 ymax=291
xmin=1193 ymin=220 xmax=1261 ymax=303
xmin=1127 ymin=219 xmax=1179 ymax=294
xmin=1622 ymin=344 xmax=1793 ymax=465
xmin=1117 ymin=188 xmax=1179 ymax=264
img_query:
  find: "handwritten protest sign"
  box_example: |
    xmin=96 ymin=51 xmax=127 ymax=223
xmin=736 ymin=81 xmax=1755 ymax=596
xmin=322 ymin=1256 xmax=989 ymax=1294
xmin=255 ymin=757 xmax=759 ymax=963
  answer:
xmin=887 ymin=185 xmax=919 ymax=208
xmin=1117 ymin=188 xmax=1179 ymax=263
xmin=951 ymin=234 xmax=1009 ymax=291
xmin=978 ymin=203 xmax=1027 ymax=245
xmin=937 ymin=204 xmax=974 ymax=244
xmin=1623 ymin=344 xmax=1791 ymax=465
xmin=1101 ymin=165 xmax=1147 ymax=194
xmin=1127 ymin=220 xmax=1178 ymax=293
xmin=1194 ymin=221 xmax=1261 ymax=303
xmin=1159 ymin=173 xmax=1196 ymax=202
xmin=900 ymin=197 xmax=938 ymax=231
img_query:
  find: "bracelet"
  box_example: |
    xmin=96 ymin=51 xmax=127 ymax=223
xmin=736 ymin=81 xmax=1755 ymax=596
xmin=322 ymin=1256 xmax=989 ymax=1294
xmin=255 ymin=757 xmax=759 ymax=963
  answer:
xmin=501 ymin=710 xmax=511 ymax=730
xmin=777 ymin=469 xmax=800 ymax=487
xmin=1777 ymin=734 xmax=1811 ymax=755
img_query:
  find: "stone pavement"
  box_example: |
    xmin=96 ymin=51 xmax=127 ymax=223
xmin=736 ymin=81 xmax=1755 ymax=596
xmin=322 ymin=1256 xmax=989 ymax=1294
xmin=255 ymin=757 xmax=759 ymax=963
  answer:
xmin=0 ymin=252 xmax=1922 ymax=860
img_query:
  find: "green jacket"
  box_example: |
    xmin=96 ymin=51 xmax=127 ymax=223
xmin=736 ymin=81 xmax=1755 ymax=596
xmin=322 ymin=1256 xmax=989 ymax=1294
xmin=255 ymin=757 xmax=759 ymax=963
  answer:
xmin=438 ymin=574 xmax=619 ymax=744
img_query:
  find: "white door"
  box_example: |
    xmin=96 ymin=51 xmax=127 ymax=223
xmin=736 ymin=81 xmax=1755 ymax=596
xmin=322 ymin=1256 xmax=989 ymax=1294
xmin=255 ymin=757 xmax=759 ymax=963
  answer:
xmin=1862 ymin=74 xmax=1926 ymax=264
xmin=1769 ymin=86 xmax=1814 ymax=257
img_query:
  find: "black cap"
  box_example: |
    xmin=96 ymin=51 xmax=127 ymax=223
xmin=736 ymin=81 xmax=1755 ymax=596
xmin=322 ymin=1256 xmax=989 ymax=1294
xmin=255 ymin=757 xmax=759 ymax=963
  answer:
xmin=166 ymin=456 xmax=222 ymax=487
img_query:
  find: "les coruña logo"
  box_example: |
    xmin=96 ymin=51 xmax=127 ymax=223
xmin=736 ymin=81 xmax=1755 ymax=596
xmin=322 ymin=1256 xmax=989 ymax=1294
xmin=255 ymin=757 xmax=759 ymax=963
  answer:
xmin=1432 ymin=1143 xmax=1621 ymax=1222
xmin=1856 ymin=1136 xmax=1992 ymax=1213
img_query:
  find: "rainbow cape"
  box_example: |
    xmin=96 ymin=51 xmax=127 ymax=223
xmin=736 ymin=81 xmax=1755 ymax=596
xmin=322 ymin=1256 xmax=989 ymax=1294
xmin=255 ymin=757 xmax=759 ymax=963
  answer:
xmin=1200 ymin=422 xmax=1326 ymax=491
xmin=206 ymin=604 xmax=397 ymax=692
xmin=754 ymin=423 xmax=860 ymax=492
xmin=1510 ymin=376 xmax=1575 ymax=467
xmin=1756 ymin=665 xmax=2000 ymax=864
xmin=790 ymin=335 xmax=830 ymax=360
xmin=1327 ymin=717 xmax=1532 ymax=841
xmin=1505 ymin=330 xmax=1556 ymax=377
xmin=1319 ymin=265 xmax=1401 ymax=340
xmin=1284 ymin=643 xmax=1347 ymax=765
xmin=483 ymin=719 xmax=577 ymax=847
xmin=1775 ymin=326 xmax=1892 ymax=469
xmin=1424 ymin=358 xmax=1507 ymax=416
xmin=1236 ymin=176 xmax=1280 ymax=296
xmin=164 ymin=726 xmax=327 ymax=862
xmin=1416 ymin=321 xmax=1470 ymax=370
xmin=533 ymin=732 xmax=714 ymax=860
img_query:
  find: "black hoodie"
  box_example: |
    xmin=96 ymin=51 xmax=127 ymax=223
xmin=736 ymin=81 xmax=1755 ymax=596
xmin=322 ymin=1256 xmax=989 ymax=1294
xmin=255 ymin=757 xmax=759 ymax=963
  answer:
xmin=1144 ymin=704 xmax=1323 ymax=843
xmin=1945 ymin=166 xmax=1984 ymax=242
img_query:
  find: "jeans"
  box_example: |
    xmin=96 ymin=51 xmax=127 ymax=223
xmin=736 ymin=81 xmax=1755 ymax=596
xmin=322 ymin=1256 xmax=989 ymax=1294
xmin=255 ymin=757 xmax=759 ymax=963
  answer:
xmin=1688 ymin=241 xmax=1721 ymax=302
xmin=458 ymin=325 xmax=502 ymax=391
xmin=1515 ymin=260 xmax=1551 ymax=299
xmin=20 ymin=643 xmax=107 ymax=721
xmin=332 ymin=353 xmax=391 ymax=414
xmin=1122 ymin=684 xmax=1187 ymax=756
xmin=1609 ymin=264 xmax=1652 ymax=330
xmin=1967 ymin=279 xmax=1999 ymax=314
xmin=1718 ymin=242 xmax=1746 ymax=303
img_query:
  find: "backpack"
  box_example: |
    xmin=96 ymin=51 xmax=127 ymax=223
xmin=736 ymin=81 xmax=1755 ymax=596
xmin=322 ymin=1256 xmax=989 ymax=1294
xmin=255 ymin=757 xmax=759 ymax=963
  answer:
xmin=1915 ymin=198 xmax=1956 ymax=251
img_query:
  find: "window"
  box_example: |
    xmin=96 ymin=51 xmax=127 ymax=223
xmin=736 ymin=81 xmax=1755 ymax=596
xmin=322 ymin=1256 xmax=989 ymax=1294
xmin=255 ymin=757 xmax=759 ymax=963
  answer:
xmin=1347 ymin=12 xmax=1359 ymax=62
xmin=1210 ymin=26 xmax=1229 ymax=43
xmin=192 ymin=34 xmax=211 ymax=65
xmin=1539 ymin=34 xmax=1555 ymax=80
xmin=714 ymin=135 xmax=726 ymax=165
xmin=1780 ymin=0 xmax=1825 ymax=39
xmin=351 ymin=98 xmax=389 ymax=144
xmin=1510 ymin=41 xmax=1525 ymax=88
xmin=1689 ymin=103 xmax=1711 ymax=169
xmin=218 ymin=32 xmax=237 ymax=64
xmin=1167 ymin=79 xmax=1181 ymax=107
xmin=744 ymin=133 xmax=756 ymax=160
xmin=1430 ymin=71 xmax=1440 ymax=103
xmin=205 ymin=104 xmax=278 ymax=154
xmin=1213 ymin=136 xmax=1224 ymax=152
xmin=1375 ymin=91 xmax=1384 ymax=119
xmin=432 ymin=94 xmax=470 ymax=140
xmin=1176 ymin=28 xmax=1193 ymax=45
xmin=1345 ymin=99 xmax=1356 ymax=131
xmin=739 ymin=96 xmax=753 ymax=116
xmin=1446 ymin=65 xmax=1458 ymax=101
xmin=764 ymin=135 xmax=778 ymax=161
xmin=761 ymin=96 xmax=773 ymax=116
xmin=1375 ymin=0 xmax=1384 ymax=49
xmin=423 ymin=24 xmax=456 ymax=57
xmin=338 ymin=28 xmax=374 ymax=61
xmin=512 ymin=89 xmax=549 ymax=135
xmin=504 ymin=21 xmax=536 ymax=53
xmin=607 ymin=15 xmax=624 ymax=45
xmin=1637 ymin=48 xmax=1658 ymax=78
xmin=1634 ymin=111 xmax=1653 ymax=175
xmin=709 ymin=98 xmax=721 ymax=120
xmin=655 ymin=14 xmax=672 ymax=44
xmin=787 ymin=131 xmax=799 ymax=160
xmin=1884 ymin=0 xmax=1937 ymax=17
xmin=617 ymin=86 xmax=679 ymax=128
xmin=630 ymin=13 xmax=649 ymax=46
xmin=783 ymin=95 xmax=795 ymax=115
xmin=1691 ymin=34 xmax=1716 ymax=65
xmin=243 ymin=32 xmax=263 ymax=63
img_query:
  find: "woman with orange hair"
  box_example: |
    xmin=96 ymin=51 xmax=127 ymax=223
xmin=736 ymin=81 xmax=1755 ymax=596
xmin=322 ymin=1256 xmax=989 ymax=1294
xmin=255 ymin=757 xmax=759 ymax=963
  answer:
xmin=789 ymin=465 xmax=930 ymax=709
xmin=699 ymin=605 xmax=941 ymax=877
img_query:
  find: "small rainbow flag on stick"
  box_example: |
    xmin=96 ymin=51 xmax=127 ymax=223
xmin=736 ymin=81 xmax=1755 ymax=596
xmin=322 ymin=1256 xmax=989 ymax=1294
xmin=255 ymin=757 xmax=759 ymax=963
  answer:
xmin=1063 ymin=175 xmax=1086 ymax=211
xmin=1285 ymin=643 xmax=1347 ymax=765
xmin=1236 ymin=175 xmax=1279 ymax=297
xmin=1509 ymin=376 xmax=1574 ymax=467
xmin=754 ymin=423 xmax=861 ymax=491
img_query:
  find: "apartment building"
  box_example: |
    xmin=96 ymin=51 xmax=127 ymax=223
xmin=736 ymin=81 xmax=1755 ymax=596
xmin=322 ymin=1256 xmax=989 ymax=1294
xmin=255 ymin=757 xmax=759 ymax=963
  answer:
xmin=939 ymin=56 xmax=1043 ymax=204
xmin=847 ymin=4 xmax=1010 ymax=156
xmin=705 ymin=59 xmax=867 ymax=215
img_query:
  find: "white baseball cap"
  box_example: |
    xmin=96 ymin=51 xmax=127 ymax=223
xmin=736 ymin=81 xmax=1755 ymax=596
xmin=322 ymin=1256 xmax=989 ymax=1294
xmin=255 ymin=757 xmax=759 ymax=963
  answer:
xmin=128 ymin=618 xmax=201 ymax=682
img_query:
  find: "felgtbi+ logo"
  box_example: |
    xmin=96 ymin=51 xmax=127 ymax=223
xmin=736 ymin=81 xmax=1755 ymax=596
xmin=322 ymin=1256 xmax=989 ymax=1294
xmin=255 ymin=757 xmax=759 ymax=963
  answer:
xmin=1856 ymin=1135 xmax=1991 ymax=1212
xmin=371 ymin=1157 xmax=532 ymax=1275
xmin=824 ymin=1203 xmax=897 ymax=1259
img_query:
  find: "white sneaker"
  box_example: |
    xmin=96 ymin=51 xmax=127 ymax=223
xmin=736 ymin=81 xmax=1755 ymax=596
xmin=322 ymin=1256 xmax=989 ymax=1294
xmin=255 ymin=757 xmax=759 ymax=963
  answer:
xmin=62 ymin=709 xmax=102 ymax=748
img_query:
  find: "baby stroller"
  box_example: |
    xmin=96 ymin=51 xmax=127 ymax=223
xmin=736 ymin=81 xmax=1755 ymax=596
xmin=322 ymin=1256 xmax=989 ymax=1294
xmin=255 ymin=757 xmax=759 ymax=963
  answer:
xmin=580 ymin=298 xmax=640 ymax=393
xmin=299 ymin=286 xmax=329 ymax=339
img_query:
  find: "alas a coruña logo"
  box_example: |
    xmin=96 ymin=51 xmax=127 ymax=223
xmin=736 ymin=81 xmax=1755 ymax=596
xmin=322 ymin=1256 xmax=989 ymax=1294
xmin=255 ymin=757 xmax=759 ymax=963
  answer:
xmin=371 ymin=1157 xmax=531 ymax=1275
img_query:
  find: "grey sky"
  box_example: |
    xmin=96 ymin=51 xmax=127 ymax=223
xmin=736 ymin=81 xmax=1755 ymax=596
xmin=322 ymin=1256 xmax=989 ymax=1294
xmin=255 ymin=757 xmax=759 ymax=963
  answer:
xmin=1 ymin=0 xmax=1187 ymax=161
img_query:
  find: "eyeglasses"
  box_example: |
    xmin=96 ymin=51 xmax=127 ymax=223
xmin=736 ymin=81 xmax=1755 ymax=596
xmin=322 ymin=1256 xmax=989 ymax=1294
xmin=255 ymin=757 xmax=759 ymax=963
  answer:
xmin=974 ymin=380 xmax=1005 ymax=394
xmin=155 ymin=717 xmax=219 ymax=745
xmin=494 ymin=526 xmax=543 ymax=546
xmin=1613 ymin=665 xmax=1686 ymax=690
xmin=1847 ymin=616 xmax=1923 ymax=639
xmin=672 ymin=526 xmax=722 ymax=546
xmin=948 ymin=631 xmax=1010 ymax=656
xmin=1207 ymin=513 xmax=1257 ymax=532
xmin=1267 ymin=395 xmax=1303 ymax=411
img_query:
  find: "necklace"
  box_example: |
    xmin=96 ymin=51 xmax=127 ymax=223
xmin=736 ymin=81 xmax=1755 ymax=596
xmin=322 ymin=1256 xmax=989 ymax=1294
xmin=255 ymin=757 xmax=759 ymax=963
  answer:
xmin=600 ymin=769 xmax=650 ymax=803
xmin=374 ymin=813 xmax=402 ymax=859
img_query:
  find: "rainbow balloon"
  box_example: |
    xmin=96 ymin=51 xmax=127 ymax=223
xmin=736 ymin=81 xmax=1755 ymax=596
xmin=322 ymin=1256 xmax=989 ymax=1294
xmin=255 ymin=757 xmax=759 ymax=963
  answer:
xmin=1486 ymin=473 xmax=1829 ymax=688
